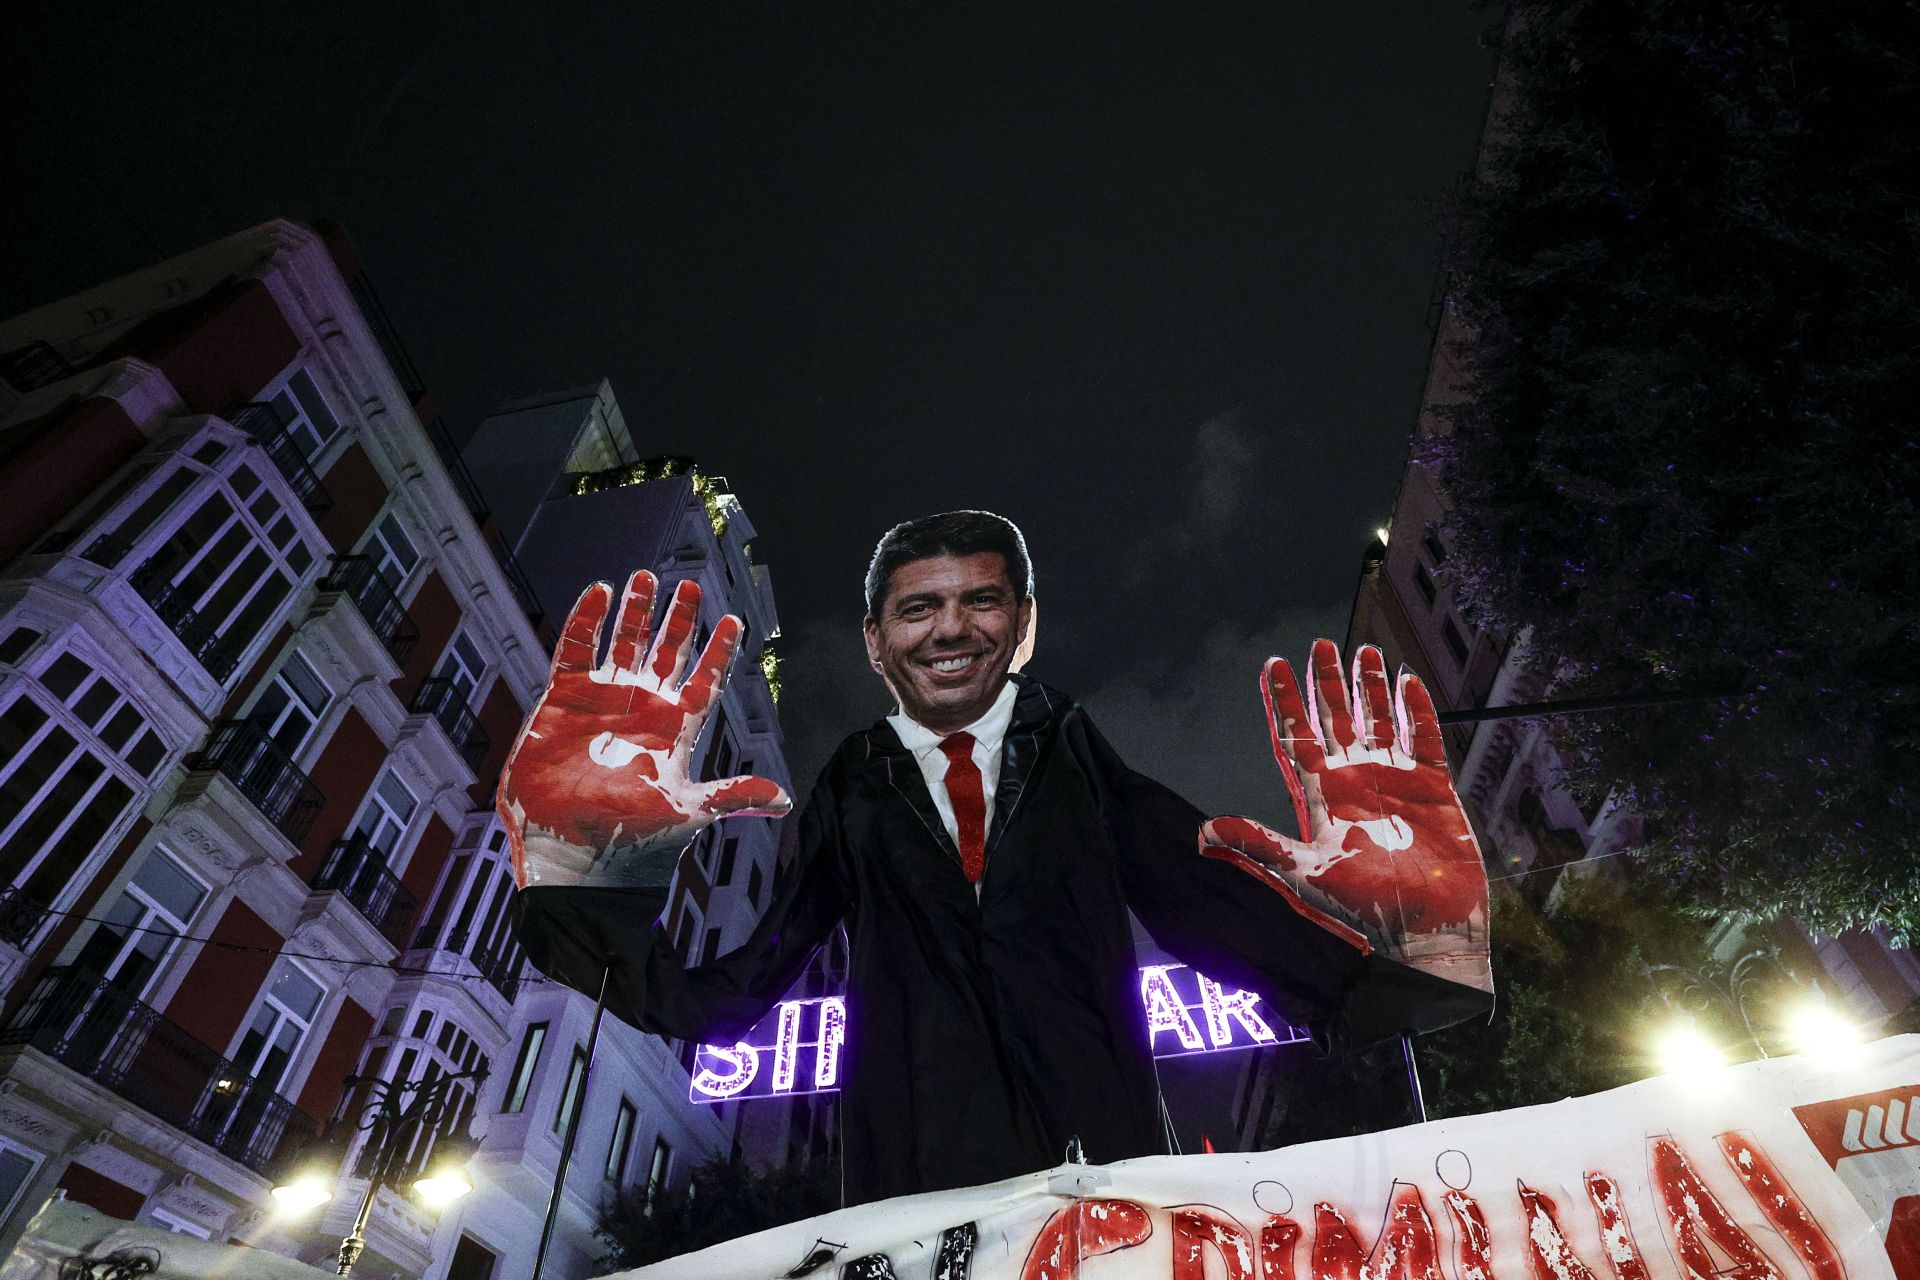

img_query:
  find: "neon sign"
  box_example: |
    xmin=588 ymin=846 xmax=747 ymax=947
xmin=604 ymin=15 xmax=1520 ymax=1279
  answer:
xmin=689 ymin=965 xmax=1305 ymax=1104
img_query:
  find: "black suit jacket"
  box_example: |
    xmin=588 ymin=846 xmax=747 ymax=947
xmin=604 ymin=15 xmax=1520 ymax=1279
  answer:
xmin=513 ymin=676 xmax=1485 ymax=1205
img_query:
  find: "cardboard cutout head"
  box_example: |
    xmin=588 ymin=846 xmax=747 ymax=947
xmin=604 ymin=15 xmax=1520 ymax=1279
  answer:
xmin=863 ymin=511 xmax=1037 ymax=732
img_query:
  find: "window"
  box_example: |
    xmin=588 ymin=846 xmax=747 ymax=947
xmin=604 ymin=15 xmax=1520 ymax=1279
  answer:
xmin=447 ymin=1236 xmax=498 ymax=1280
xmin=703 ymin=925 xmax=722 ymax=964
xmin=501 ymin=1022 xmax=547 ymax=1113
xmin=72 ymin=851 xmax=207 ymax=998
xmin=353 ymin=768 xmax=419 ymax=857
xmin=248 ymin=652 xmax=330 ymax=757
xmin=131 ymin=461 xmax=312 ymax=651
xmin=645 ymin=1137 xmax=672 ymax=1206
xmin=364 ymin=511 xmax=419 ymax=593
xmin=233 ymin=963 xmax=325 ymax=1091
xmin=554 ymin=1046 xmax=588 ymax=1133
xmin=37 ymin=652 xmax=166 ymax=778
xmin=716 ymin=837 xmax=738 ymax=887
xmin=0 ymin=696 xmax=140 ymax=908
xmin=1442 ymin=616 xmax=1472 ymax=667
xmin=606 ymin=1098 xmax=636 ymax=1180
xmin=0 ymin=1139 xmax=41 ymax=1224
xmin=1422 ymin=530 xmax=1449 ymax=567
xmin=436 ymin=630 xmax=487 ymax=704
xmin=267 ymin=368 xmax=342 ymax=460
xmin=1413 ymin=562 xmax=1438 ymax=608
xmin=0 ymin=626 xmax=42 ymax=665
xmin=748 ymin=864 xmax=764 ymax=910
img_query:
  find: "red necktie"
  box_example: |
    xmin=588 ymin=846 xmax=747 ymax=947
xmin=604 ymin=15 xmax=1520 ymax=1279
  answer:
xmin=939 ymin=732 xmax=987 ymax=883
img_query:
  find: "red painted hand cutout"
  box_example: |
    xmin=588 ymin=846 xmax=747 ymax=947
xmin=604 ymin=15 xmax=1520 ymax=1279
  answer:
xmin=1201 ymin=640 xmax=1491 ymax=992
xmin=498 ymin=571 xmax=791 ymax=890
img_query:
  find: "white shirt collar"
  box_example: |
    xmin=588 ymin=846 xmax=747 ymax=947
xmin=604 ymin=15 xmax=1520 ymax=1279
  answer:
xmin=888 ymin=678 xmax=1020 ymax=758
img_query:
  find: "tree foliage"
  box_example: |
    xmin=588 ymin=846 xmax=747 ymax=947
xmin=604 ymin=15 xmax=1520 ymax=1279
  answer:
xmin=1435 ymin=1 xmax=1920 ymax=939
xmin=595 ymin=1154 xmax=841 ymax=1271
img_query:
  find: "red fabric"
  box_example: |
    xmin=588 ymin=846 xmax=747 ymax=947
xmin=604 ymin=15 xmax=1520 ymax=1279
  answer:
xmin=940 ymin=732 xmax=987 ymax=883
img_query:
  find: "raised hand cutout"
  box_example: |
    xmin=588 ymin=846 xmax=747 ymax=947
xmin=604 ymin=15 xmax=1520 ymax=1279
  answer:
xmin=498 ymin=571 xmax=791 ymax=890
xmin=1201 ymin=640 xmax=1491 ymax=993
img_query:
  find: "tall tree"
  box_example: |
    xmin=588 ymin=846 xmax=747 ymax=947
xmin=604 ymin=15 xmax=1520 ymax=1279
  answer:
xmin=1435 ymin=1 xmax=1920 ymax=940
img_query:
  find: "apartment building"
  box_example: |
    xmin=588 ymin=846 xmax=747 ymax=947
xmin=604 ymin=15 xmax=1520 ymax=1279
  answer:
xmin=0 ymin=219 xmax=549 ymax=1275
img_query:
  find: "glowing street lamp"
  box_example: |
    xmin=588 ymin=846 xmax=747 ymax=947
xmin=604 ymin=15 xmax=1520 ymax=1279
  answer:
xmin=272 ymin=1066 xmax=487 ymax=1276
xmin=1652 ymin=1021 xmax=1726 ymax=1084
xmin=1785 ymin=1000 xmax=1864 ymax=1065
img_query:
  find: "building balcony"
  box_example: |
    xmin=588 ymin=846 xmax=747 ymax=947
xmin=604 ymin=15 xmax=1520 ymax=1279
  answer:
xmin=319 ymin=555 xmax=418 ymax=664
xmin=311 ymin=835 xmax=418 ymax=948
xmin=0 ymin=967 xmax=319 ymax=1177
xmin=488 ymin=534 xmax=546 ymax=630
xmin=474 ymin=949 xmax=522 ymax=1004
xmin=410 ymin=677 xmax=489 ymax=769
xmin=189 ymin=719 xmax=325 ymax=845
xmin=127 ymin=558 xmax=249 ymax=682
xmin=229 ymin=402 xmax=333 ymax=515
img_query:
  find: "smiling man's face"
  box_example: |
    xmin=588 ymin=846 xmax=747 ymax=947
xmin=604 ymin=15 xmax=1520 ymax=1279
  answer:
xmin=863 ymin=551 xmax=1034 ymax=733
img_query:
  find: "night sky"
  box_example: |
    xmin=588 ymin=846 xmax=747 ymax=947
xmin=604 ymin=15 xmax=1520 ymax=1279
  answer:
xmin=6 ymin=2 xmax=1496 ymax=818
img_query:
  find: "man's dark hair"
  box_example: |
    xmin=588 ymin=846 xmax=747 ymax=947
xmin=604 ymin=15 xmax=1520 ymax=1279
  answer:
xmin=864 ymin=511 xmax=1034 ymax=615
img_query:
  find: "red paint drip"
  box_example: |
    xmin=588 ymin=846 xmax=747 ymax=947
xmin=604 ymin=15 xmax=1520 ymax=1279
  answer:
xmin=1441 ymin=1190 xmax=1493 ymax=1280
xmin=1715 ymin=1133 xmax=1844 ymax=1280
xmin=1312 ymin=1186 xmax=1442 ymax=1280
xmin=1649 ymin=1137 xmax=1785 ymax=1280
xmin=1517 ymin=1185 xmax=1599 ymax=1280
xmin=1582 ymin=1172 xmax=1652 ymax=1280
xmin=1018 ymin=1199 xmax=1152 ymax=1280
xmin=1260 ymin=1216 xmax=1302 ymax=1280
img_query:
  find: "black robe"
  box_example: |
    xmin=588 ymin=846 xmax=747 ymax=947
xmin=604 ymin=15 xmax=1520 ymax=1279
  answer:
xmin=513 ymin=676 xmax=1486 ymax=1205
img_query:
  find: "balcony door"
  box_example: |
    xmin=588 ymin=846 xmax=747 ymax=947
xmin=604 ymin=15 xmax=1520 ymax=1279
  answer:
xmin=436 ymin=630 xmax=486 ymax=705
xmin=232 ymin=964 xmax=325 ymax=1094
xmin=247 ymin=652 xmax=331 ymax=759
xmin=354 ymin=769 xmax=419 ymax=861
xmin=72 ymin=851 xmax=207 ymax=1000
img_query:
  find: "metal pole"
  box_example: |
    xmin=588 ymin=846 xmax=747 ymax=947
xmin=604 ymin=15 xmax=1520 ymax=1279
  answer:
xmin=1401 ymin=1034 xmax=1428 ymax=1125
xmin=337 ymin=1121 xmax=387 ymax=1277
xmin=533 ymin=964 xmax=612 ymax=1280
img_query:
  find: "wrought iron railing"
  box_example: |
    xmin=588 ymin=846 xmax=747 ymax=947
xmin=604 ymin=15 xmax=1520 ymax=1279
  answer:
xmin=128 ymin=560 xmax=248 ymax=681
xmin=230 ymin=403 xmax=333 ymax=514
xmin=0 ymin=968 xmax=319 ymax=1176
xmin=423 ymin=415 xmax=492 ymax=525
xmin=475 ymin=950 xmax=522 ymax=1004
xmin=189 ymin=719 xmax=325 ymax=844
xmin=489 ymin=534 xmax=546 ymax=629
xmin=318 ymin=555 xmax=419 ymax=663
xmin=0 ymin=886 xmax=51 ymax=948
xmin=410 ymin=677 xmax=489 ymax=768
xmin=311 ymin=835 xmax=418 ymax=948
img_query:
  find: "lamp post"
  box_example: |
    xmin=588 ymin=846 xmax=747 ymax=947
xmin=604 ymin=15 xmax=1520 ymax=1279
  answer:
xmin=275 ymin=1065 xmax=487 ymax=1277
xmin=1645 ymin=945 xmax=1863 ymax=1078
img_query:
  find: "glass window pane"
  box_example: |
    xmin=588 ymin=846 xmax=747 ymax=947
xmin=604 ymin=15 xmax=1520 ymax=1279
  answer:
xmin=290 ymin=370 xmax=340 ymax=442
xmin=273 ymin=967 xmax=325 ymax=1022
xmin=126 ymin=731 xmax=165 ymax=778
xmin=41 ymin=654 xmax=89 ymax=699
xmin=134 ymin=853 xmax=205 ymax=921
xmin=73 ymin=680 xmax=116 ymax=727
xmin=100 ymin=704 xmax=143 ymax=752
xmin=282 ymin=654 xmax=329 ymax=711
xmin=377 ymin=772 xmax=418 ymax=822
xmin=230 ymin=465 xmax=261 ymax=499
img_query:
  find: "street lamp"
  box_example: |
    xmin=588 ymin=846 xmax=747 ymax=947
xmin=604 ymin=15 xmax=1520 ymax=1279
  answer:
xmin=1645 ymin=946 xmax=1863 ymax=1076
xmin=273 ymin=1066 xmax=488 ymax=1277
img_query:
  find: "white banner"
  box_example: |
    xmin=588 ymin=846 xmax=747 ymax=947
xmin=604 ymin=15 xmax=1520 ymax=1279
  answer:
xmin=1 ymin=1198 xmax=334 ymax=1279
xmin=611 ymin=1034 xmax=1920 ymax=1280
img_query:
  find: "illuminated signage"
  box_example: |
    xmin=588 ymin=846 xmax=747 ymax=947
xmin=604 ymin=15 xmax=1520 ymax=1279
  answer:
xmin=689 ymin=965 xmax=1304 ymax=1104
